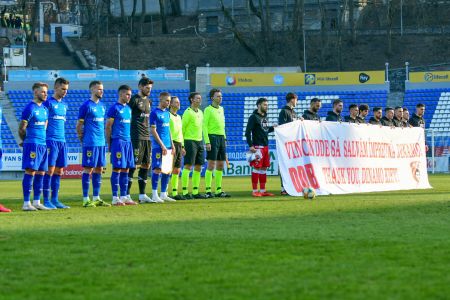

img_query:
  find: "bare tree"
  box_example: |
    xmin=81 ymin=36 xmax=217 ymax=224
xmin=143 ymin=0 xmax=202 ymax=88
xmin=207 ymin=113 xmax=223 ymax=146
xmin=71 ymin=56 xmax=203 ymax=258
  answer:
xmin=292 ymin=0 xmax=305 ymax=67
xmin=169 ymin=0 xmax=181 ymax=16
xmin=348 ymin=0 xmax=356 ymax=45
xmin=138 ymin=0 xmax=146 ymax=41
xmin=219 ymin=0 xmax=263 ymax=63
xmin=159 ymin=0 xmax=168 ymax=34
xmin=118 ymin=0 xmax=129 ymax=33
xmin=386 ymin=0 xmax=393 ymax=56
xmin=31 ymin=0 xmax=40 ymax=42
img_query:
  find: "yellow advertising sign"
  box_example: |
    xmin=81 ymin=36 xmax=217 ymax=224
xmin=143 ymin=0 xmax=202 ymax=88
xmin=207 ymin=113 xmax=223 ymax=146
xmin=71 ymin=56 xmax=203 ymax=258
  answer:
xmin=409 ymin=71 xmax=450 ymax=83
xmin=210 ymin=71 xmax=385 ymax=87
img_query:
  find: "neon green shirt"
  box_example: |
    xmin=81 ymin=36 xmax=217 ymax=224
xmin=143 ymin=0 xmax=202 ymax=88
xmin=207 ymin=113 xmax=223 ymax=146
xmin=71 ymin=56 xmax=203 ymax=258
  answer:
xmin=182 ymin=107 xmax=203 ymax=141
xmin=203 ymin=105 xmax=226 ymax=144
xmin=170 ymin=112 xmax=183 ymax=145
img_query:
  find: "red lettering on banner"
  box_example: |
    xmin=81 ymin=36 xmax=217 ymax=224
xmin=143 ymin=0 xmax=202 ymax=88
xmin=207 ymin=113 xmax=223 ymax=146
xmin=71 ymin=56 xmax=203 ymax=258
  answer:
xmin=288 ymin=163 xmax=320 ymax=192
xmin=304 ymin=164 xmax=320 ymax=188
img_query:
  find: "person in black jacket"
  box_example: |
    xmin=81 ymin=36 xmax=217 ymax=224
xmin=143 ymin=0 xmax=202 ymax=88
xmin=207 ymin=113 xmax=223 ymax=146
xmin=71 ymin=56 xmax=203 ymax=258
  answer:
xmin=357 ymin=104 xmax=369 ymax=123
xmin=402 ymin=107 xmax=411 ymax=127
xmin=381 ymin=107 xmax=395 ymax=127
xmin=345 ymin=104 xmax=360 ymax=123
xmin=326 ymin=99 xmax=344 ymax=122
xmin=369 ymin=107 xmax=382 ymax=125
xmin=393 ymin=106 xmax=404 ymax=127
xmin=278 ymin=92 xmax=299 ymax=124
xmin=302 ymin=97 xmax=321 ymax=120
xmin=409 ymin=103 xmax=426 ymax=128
xmin=245 ymin=98 xmax=276 ymax=197
xmin=278 ymin=92 xmax=299 ymax=195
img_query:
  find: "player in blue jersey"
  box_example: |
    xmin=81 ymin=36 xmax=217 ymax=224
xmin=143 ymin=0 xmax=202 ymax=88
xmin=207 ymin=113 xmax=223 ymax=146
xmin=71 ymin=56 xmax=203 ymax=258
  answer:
xmin=19 ymin=82 xmax=51 ymax=211
xmin=42 ymin=77 xmax=70 ymax=209
xmin=150 ymin=92 xmax=175 ymax=203
xmin=106 ymin=85 xmax=137 ymax=206
xmin=76 ymin=81 xmax=110 ymax=207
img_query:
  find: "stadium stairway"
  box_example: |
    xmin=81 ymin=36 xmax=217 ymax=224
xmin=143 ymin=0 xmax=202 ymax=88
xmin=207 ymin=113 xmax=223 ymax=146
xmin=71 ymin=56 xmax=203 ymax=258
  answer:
xmin=28 ymin=42 xmax=81 ymax=70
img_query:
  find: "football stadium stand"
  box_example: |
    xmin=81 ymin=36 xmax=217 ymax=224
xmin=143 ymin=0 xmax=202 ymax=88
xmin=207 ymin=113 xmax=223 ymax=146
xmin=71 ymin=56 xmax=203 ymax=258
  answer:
xmin=1 ymin=115 xmax=18 ymax=149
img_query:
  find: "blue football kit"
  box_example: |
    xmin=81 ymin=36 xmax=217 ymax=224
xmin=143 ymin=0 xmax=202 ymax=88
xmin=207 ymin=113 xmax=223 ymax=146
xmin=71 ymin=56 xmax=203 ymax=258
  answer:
xmin=78 ymin=99 xmax=106 ymax=167
xmin=21 ymin=101 xmax=48 ymax=171
xmin=107 ymin=102 xmax=135 ymax=169
xmin=44 ymin=97 xmax=68 ymax=167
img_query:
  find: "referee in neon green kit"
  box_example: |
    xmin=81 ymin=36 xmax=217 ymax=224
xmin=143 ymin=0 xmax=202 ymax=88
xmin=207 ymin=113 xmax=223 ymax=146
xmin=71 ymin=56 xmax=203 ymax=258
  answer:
xmin=204 ymin=88 xmax=231 ymax=198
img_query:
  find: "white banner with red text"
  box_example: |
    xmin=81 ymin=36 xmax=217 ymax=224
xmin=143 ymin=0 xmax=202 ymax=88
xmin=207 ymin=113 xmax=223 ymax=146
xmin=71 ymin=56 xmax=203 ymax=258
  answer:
xmin=275 ymin=120 xmax=432 ymax=196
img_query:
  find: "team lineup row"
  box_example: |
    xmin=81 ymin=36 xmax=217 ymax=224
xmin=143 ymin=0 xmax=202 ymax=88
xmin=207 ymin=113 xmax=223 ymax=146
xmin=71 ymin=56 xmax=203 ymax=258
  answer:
xmin=0 ymin=78 xmax=427 ymax=212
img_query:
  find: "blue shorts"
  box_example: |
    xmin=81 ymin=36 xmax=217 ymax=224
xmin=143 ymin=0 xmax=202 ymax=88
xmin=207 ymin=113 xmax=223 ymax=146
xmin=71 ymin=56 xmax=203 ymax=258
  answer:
xmin=82 ymin=146 xmax=106 ymax=168
xmin=22 ymin=143 xmax=48 ymax=171
xmin=110 ymin=139 xmax=135 ymax=169
xmin=46 ymin=140 xmax=68 ymax=168
xmin=151 ymin=147 xmax=172 ymax=170
xmin=152 ymin=148 xmax=163 ymax=170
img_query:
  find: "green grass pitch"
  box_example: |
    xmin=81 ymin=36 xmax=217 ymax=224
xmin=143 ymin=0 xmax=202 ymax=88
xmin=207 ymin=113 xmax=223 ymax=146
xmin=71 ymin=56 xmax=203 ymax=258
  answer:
xmin=1 ymin=174 xmax=450 ymax=299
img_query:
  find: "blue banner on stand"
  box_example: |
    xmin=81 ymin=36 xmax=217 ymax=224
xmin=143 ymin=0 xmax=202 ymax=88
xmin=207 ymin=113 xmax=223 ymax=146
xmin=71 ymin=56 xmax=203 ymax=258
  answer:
xmin=8 ymin=70 xmax=185 ymax=82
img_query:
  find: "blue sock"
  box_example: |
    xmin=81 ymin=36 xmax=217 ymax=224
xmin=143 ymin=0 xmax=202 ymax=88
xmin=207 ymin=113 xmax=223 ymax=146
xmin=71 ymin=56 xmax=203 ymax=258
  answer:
xmin=43 ymin=174 xmax=51 ymax=202
xmin=111 ymin=171 xmax=120 ymax=197
xmin=82 ymin=173 xmax=90 ymax=198
xmin=33 ymin=174 xmax=44 ymax=201
xmin=22 ymin=173 xmax=34 ymax=203
xmin=119 ymin=172 xmax=129 ymax=197
xmin=92 ymin=173 xmax=102 ymax=197
xmin=161 ymin=174 xmax=170 ymax=193
xmin=152 ymin=172 xmax=160 ymax=191
xmin=51 ymin=174 xmax=61 ymax=202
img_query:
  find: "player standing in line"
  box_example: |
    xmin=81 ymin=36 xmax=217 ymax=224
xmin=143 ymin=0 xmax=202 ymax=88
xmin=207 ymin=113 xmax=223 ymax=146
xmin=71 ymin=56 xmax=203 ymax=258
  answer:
xmin=42 ymin=77 xmax=70 ymax=209
xmin=344 ymin=104 xmax=360 ymax=123
xmin=19 ymin=82 xmax=51 ymax=211
xmin=150 ymin=92 xmax=176 ymax=203
xmin=302 ymin=98 xmax=321 ymax=120
xmin=76 ymin=81 xmax=110 ymax=207
xmin=326 ymin=99 xmax=344 ymax=122
xmin=357 ymin=104 xmax=369 ymax=123
xmin=381 ymin=107 xmax=395 ymax=127
xmin=181 ymin=92 xmax=207 ymax=199
xmin=169 ymin=96 xmax=186 ymax=200
xmin=409 ymin=103 xmax=426 ymax=128
xmin=393 ymin=106 xmax=404 ymax=127
xmin=278 ymin=92 xmax=299 ymax=195
xmin=204 ymin=88 xmax=231 ymax=198
xmin=402 ymin=107 xmax=411 ymax=127
xmin=369 ymin=107 xmax=382 ymax=125
xmin=0 ymin=106 xmax=12 ymax=213
xmin=245 ymin=98 xmax=276 ymax=197
xmin=106 ymin=85 xmax=137 ymax=206
xmin=127 ymin=77 xmax=154 ymax=203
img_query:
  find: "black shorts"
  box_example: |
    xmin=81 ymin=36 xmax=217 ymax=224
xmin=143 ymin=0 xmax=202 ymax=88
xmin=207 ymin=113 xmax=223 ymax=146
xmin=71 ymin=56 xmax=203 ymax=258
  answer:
xmin=206 ymin=134 xmax=226 ymax=161
xmin=184 ymin=140 xmax=204 ymax=166
xmin=131 ymin=139 xmax=151 ymax=166
xmin=173 ymin=141 xmax=183 ymax=169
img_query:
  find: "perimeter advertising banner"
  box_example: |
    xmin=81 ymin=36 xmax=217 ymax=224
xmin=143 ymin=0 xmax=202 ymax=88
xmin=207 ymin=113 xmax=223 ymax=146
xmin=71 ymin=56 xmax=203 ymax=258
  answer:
xmin=8 ymin=70 xmax=185 ymax=82
xmin=409 ymin=71 xmax=450 ymax=83
xmin=1 ymin=153 xmax=81 ymax=172
xmin=211 ymin=71 xmax=385 ymax=87
xmin=275 ymin=120 xmax=431 ymax=196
